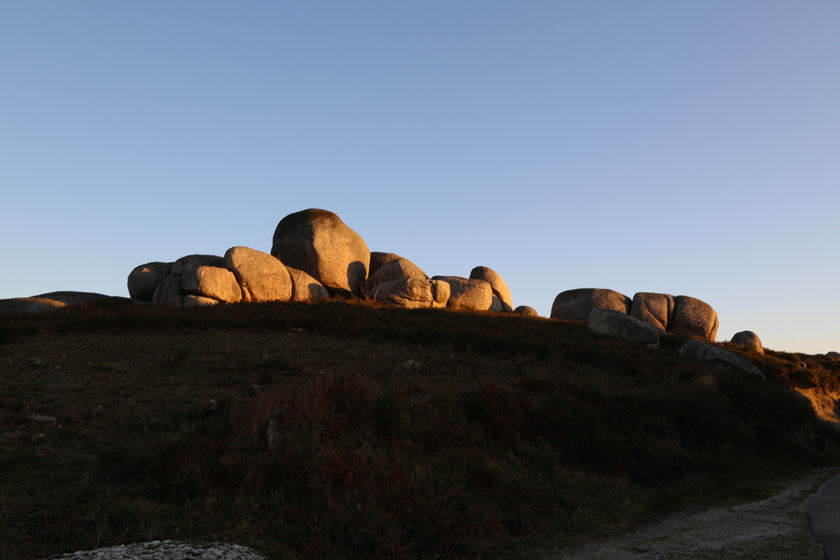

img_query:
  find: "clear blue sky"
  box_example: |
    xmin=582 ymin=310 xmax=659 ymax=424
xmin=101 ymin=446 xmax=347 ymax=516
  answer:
xmin=2 ymin=2 xmax=838 ymax=354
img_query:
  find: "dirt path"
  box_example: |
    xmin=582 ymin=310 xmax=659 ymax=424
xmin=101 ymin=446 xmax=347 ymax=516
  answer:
xmin=541 ymin=469 xmax=836 ymax=560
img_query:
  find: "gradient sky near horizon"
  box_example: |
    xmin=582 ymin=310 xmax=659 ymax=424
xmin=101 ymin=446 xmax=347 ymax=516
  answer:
xmin=2 ymin=2 xmax=838 ymax=354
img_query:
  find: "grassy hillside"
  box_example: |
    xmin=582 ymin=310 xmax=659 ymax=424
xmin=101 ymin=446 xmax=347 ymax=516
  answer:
xmin=1 ymin=299 xmax=839 ymax=560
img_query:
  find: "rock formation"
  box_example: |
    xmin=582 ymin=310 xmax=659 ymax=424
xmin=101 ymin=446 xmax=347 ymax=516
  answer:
xmin=224 ymin=246 xmax=292 ymax=303
xmin=550 ymin=288 xmax=631 ymax=323
xmin=181 ymin=265 xmax=242 ymax=304
xmin=588 ymin=308 xmax=663 ymax=345
xmin=469 ymin=266 xmax=513 ymax=311
xmin=630 ymin=292 xmax=675 ymax=331
xmin=513 ymin=305 xmax=539 ymax=317
xmin=271 ymin=209 xmax=370 ymax=297
xmin=367 ymin=257 xmax=428 ymax=295
xmin=679 ymin=339 xmax=765 ymax=380
xmin=731 ymin=330 xmax=764 ymax=354
xmin=287 ymin=267 xmax=329 ymax=303
xmin=127 ymin=262 xmax=171 ymax=302
xmin=432 ymin=276 xmax=493 ymax=311
xmin=671 ymin=296 xmax=719 ymax=342
xmin=368 ymin=278 xmax=450 ymax=309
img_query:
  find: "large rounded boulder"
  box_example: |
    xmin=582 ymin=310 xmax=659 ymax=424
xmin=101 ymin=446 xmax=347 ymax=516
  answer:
xmin=286 ymin=267 xmax=329 ymax=302
xmin=550 ymin=288 xmax=630 ymax=323
xmin=630 ymin=292 xmax=675 ymax=331
xmin=271 ymin=209 xmax=370 ymax=297
xmin=670 ymin=295 xmax=719 ymax=342
xmin=224 ymin=246 xmax=292 ymax=303
xmin=127 ymin=262 xmax=172 ymax=302
xmin=469 ymin=266 xmax=513 ymax=311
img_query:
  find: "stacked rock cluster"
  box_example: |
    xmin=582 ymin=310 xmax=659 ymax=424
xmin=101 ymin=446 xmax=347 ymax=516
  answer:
xmin=128 ymin=209 xmax=532 ymax=315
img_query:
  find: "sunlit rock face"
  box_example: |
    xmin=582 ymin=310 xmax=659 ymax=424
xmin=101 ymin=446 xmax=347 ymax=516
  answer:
xmin=181 ymin=265 xmax=242 ymax=304
xmin=731 ymin=330 xmax=764 ymax=354
xmin=470 ymin=266 xmax=513 ymax=312
xmin=224 ymin=246 xmax=292 ymax=303
xmin=432 ymin=276 xmax=494 ymax=311
xmin=368 ymin=277 xmax=449 ymax=309
xmin=271 ymin=209 xmax=370 ymax=298
xmin=367 ymin=257 xmax=428 ymax=295
xmin=286 ymin=266 xmax=329 ymax=303
xmin=550 ymin=288 xmax=631 ymax=324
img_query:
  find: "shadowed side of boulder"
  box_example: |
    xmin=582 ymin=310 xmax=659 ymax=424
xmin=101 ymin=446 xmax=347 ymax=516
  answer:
xmin=679 ymin=339 xmax=765 ymax=379
xmin=588 ymin=307 xmax=663 ymax=345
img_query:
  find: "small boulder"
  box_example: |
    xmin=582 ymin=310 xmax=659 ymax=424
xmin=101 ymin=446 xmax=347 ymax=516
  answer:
xmin=469 ymin=266 xmax=513 ymax=310
xmin=513 ymin=305 xmax=540 ymax=317
xmin=224 ymin=246 xmax=292 ymax=303
xmin=671 ymin=296 xmax=719 ymax=342
xmin=152 ymin=275 xmax=185 ymax=306
xmin=181 ymin=266 xmax=242 ymax=304
xmin=588 ymin=308 xmax=663 ymax=345
xmin=630 ymin=292 xmax=675 ymax=331
xmin=271 ymin=209 xmax=370 ymax=297
xmin=432 ymin=276 xmax=493 ymax=311
xmin=369 ymin=277 xmax=450 ymax=309
xmin=731 ymin=330 xmax=764 ymax=354
xmin=679 ymin=339 xmax=765 ymax=380
xmin=286 ymin=267 xmax=329 ymax=302
xmin=366 ymin=257 xmax=428 ymax=294
xmin=127 ymin=262 xmax=172 ymax=301
xmin=550 ymin=288 xmax=631 ymax=323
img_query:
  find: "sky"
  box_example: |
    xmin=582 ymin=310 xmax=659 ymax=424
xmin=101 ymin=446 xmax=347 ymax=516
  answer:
xmin=1 ymin=2 xmax=838 ymax=354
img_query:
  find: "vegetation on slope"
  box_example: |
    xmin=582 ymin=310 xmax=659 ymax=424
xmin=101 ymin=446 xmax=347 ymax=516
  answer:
xmin=1 ymin=299 xmax=839 ymax=559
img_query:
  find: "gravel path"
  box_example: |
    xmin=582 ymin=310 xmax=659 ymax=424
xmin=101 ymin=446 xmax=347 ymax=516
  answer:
xmin=541 ymin=468 xmax=836 ymax=560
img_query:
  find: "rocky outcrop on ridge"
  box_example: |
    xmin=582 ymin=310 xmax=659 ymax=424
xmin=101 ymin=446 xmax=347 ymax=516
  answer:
xmin=124 ymin=209 xmax=526 ymax=314
xmin=552 ymin=288 xmax=720 ymax=343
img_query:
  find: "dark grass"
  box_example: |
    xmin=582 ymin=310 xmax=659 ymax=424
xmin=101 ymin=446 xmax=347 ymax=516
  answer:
xmin=1 ymin=299 xmax=840 ymax=559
